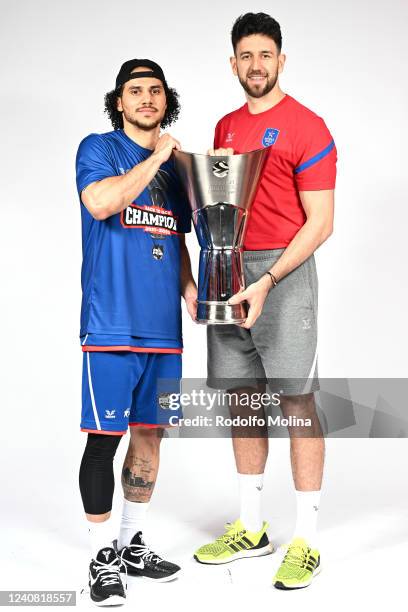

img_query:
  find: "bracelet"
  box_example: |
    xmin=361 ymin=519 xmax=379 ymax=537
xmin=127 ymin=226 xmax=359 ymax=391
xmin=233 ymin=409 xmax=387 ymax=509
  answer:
xmin=265 ymin=271 xmax=278 ymax=288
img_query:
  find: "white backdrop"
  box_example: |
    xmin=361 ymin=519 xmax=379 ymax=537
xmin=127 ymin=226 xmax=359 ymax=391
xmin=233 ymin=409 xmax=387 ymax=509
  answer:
xmin=1 ymin=0 xmax=407 ymax=609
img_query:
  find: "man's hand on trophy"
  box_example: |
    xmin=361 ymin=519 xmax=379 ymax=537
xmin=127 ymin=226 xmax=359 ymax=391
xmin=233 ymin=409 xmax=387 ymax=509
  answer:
xmin=153 ymin=134 xmax=182 ymax=164
xmin=207 ymin=147 xmax=235 ymax=156
xmin=228 ymin=276 xmax=271 ymax=329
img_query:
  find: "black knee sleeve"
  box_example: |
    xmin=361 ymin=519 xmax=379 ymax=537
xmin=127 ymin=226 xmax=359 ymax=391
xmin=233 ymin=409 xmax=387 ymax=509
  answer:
xmin=79 ymin=433 xmax=122 ymax=515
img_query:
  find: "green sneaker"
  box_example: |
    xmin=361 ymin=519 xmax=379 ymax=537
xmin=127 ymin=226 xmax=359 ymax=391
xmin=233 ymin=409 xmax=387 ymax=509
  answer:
xmin=194 ymin=519 xmax=273 ymax=565
xmin=273 ymin=537 xmax=321 ymax=589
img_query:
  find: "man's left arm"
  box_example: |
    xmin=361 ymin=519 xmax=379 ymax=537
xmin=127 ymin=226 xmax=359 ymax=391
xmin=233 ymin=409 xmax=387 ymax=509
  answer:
xmin=179 ymin=234 xmax=198 ymax=321
xmin=229 ymin=189 xmax=334 ymax=328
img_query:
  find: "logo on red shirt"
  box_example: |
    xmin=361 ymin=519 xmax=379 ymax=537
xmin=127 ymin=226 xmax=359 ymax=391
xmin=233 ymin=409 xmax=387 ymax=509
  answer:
xmin=262 ymin=128 xmax=280 ymax=147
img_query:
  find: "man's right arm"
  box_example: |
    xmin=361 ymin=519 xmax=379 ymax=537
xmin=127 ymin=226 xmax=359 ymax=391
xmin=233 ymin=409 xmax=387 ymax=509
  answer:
xmin=81 ymin=134 xmax=181 ymax=221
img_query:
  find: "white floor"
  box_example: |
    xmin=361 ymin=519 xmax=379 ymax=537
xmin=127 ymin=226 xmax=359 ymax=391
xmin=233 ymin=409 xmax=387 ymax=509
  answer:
xmin=2 ymin=438 xmax=407 ymax=611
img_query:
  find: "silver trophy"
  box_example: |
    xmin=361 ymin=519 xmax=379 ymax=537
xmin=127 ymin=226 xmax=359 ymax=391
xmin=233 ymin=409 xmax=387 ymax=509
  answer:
xmin=173 ymin=148 xmax=269 ymax=324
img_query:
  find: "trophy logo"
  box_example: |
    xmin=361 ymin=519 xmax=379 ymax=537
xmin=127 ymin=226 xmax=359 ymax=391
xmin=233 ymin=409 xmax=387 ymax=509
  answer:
xmin=212 ymin=160 xmax=229 ymax=178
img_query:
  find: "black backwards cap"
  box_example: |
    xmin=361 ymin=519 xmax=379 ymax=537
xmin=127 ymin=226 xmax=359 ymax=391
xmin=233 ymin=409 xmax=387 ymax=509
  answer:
xmin=115 ymin=59 xmax=167 ymax=90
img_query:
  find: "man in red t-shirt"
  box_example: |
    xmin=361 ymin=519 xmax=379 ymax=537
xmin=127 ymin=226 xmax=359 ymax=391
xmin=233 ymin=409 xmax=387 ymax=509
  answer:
xmin=194 ymin=13 xmax=337 ymax=589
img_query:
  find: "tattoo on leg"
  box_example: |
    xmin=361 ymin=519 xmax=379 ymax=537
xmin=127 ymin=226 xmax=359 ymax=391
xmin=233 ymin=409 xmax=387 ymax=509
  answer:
xmin=122 ymin=456 xmax=156 ymax=502
xmin=122 ymin=467 xmax=153 ymax=489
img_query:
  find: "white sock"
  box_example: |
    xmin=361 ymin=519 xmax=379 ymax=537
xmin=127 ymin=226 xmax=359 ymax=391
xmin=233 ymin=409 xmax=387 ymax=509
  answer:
xmin=117 ymin=499 xmax=150 ymax=549
xmin=238 ymin=473 xmax=264 ymax=533
xmin=88 ymin=519 xmax=115 ymax=560
xmin=293 ymin=490 xmax=321 ymax=548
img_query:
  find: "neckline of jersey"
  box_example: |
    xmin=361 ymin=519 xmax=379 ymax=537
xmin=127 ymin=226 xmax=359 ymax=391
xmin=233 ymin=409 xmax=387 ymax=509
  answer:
xmin=118 ymin=129 xmax=154 ymax=154
xmin=243 ymin=93 xmax=290 ymax=117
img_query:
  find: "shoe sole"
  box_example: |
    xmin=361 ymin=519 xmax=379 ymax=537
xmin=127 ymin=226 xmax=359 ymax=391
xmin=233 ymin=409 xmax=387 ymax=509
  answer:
xmin=194 ymin=543 xmax=274 ymax=565
xmin=91 ymin=594 xmax=126 ymax=606
xmin=122 ymin=568 xmax=182 ymax=582
xmin=273 ymin=564 xmax=322 ymax=590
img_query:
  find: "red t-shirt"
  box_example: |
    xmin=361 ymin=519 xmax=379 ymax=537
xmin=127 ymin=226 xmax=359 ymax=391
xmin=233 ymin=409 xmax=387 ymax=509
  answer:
xmin=213 ymin=94 xmax=337 ymax=250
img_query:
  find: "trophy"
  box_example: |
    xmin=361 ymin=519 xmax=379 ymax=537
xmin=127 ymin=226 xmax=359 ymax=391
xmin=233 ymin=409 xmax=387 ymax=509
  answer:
xmin=173 ymin=148 xmax=269 ymax=324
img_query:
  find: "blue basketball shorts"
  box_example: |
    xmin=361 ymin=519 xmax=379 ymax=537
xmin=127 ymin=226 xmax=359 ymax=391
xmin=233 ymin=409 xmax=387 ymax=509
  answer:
xmin=81 ymin=351 xmax=182 ymax=434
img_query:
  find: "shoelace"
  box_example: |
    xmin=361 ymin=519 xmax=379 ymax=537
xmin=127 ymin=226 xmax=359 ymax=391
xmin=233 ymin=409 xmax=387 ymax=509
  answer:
xmin=218 ymin=523 xmax=246 ymax=545
xmin=93 ymin=558 xmax=124 ymax=587
xmin=127 ymin=543 xmax=164 ymax=564
xmin=282 ymin=545 xmax=309 ymax=569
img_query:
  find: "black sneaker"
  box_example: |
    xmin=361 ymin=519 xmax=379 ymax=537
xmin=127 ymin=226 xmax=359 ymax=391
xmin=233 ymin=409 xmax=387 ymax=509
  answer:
xmin=89 ymin=547 xmax=126 ymax=606
xmin=115 ymin=532 xmax=181 ymax=582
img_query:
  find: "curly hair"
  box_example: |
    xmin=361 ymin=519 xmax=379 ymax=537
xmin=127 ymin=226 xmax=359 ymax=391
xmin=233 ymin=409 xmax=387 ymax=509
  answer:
xmin=231 ymin=13 xmax=282 ymax=53
xmin=104 ymin=85 xmax=180 ymax=130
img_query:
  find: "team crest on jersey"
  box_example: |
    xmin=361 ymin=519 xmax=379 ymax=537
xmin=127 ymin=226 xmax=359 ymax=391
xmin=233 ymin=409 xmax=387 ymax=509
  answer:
xmin=152 ymin=245 xmax=164 ymax=260
xmin=262 ymin=128 xmax=280 ymax=147
xmin=121 ymin=204 xmax=179 ymax=236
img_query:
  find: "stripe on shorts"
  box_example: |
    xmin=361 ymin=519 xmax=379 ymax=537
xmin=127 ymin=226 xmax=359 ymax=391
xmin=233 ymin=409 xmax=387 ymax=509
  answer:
xmin=86 ymin=352 xmax=101 ymax=430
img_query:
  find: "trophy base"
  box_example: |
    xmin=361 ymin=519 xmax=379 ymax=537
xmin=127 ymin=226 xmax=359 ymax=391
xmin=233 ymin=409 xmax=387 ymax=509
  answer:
xmin=197 ymin=301 xmax=247 ymax=325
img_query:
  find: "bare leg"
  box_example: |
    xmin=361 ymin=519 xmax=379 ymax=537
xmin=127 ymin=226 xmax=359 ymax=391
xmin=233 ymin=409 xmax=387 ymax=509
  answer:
xmin=229 ymin=385 xmax=269 ymax=474
xmin=122 ymin=427 xmax=164 ymax=502
xmin=86 ymin=511 xmax=111 ymax=522
xmin=280 ymin=393 xmax=325 ymax=490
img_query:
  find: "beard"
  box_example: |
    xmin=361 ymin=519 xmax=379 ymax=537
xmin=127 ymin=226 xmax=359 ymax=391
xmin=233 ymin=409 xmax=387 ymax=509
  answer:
xmin=132 ymin=117 xmax=162 ymax=131
xmin=123 ymin=108 xmax=163 ymax=131
xmin=238 ymin=69 xmax=279 ymax=99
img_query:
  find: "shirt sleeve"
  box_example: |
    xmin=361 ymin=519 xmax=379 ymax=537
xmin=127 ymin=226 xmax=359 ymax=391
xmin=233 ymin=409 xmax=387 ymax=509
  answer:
xmin=294 ymin=117 xmax=337 ymax=191
xmin=75 ymin=133 xmax=116 ymax=198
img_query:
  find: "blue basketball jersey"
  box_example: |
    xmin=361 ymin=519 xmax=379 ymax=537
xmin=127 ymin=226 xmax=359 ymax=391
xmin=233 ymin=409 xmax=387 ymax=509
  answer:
xmin=76 ymin=130 xmax=191 ymax=349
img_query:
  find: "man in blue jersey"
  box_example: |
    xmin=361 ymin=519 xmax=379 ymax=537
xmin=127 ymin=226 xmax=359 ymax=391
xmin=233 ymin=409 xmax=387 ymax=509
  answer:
xmin=76 ymin=59 xmax=197 ymax=606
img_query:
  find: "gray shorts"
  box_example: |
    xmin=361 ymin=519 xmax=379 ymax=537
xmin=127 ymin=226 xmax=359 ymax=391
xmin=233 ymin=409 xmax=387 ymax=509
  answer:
xmin=207 ymin=249 xmax=319 ymax=396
